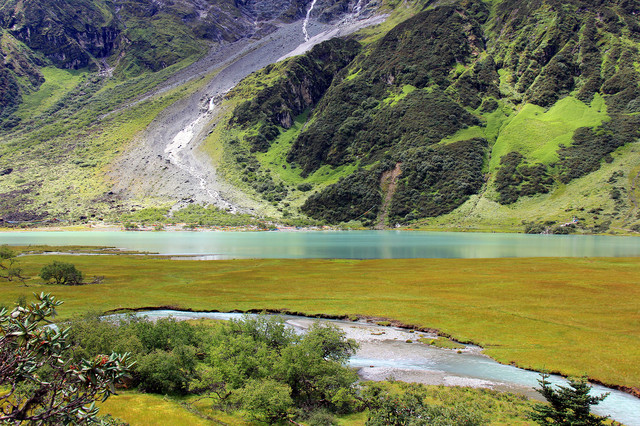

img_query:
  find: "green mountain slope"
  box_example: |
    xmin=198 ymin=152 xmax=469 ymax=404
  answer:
xmin=1 ymin=0 xmax=640 ymax=233
xmin=213 ymin=0 xmax=640 ymax=233
xmin=0 ymin=0 xmax=318 ymax=223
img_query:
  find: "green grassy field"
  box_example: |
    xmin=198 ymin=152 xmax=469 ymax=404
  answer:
xmin=97 ymin=384 xmax=536 ymax=425
xmin=488 ymin=95 xmax=608 ymax=172
xmin=1 ymin=254 xmax=639 ymax=394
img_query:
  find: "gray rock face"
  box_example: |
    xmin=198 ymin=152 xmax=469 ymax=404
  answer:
xmin=0 ymin=0 xmax=315 ymax=71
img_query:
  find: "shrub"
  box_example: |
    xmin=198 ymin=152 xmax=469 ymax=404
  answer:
xmin=495 ymin=152 xmax=553 ymax=205
xmin=297 ymin=182 xmax=313 ymax=192
xmin=39 ymin=261 xmax=83 ymax=285
xmin=0 ymin=293 xmax=132 ymax=424
xmin=235 ymin=379 xmax=293 ymax=423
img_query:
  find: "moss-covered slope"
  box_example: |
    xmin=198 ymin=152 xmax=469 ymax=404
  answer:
xmin=215 ymin=0 xmax=640 ymax=232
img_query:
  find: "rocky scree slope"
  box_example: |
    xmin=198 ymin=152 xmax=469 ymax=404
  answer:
xmin=0 ymin=0 xmax=363 ymax=222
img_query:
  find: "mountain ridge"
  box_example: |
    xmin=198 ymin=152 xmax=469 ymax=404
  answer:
xmin=1 ymin=0 xmax=640 ymax=234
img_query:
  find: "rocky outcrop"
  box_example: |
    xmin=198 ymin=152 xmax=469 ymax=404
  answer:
xmin=232 ymin=38 xmax=361 ymax=130
xmin=0 ymin=31 xmax=44 ymax=127
xmin=0 ymin=0 xmax=122 ymax=69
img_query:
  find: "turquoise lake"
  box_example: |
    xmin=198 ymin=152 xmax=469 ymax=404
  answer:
xmin=1 ymin=230 xmax=640 ymax=258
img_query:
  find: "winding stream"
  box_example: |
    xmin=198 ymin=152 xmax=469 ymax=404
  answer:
xmin=122 ymin=310 xmax=640 ymax=425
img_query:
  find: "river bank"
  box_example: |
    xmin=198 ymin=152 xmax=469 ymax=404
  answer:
xmin=1 ymin=254 xmax=638 ymax=394
xmin=95 ymin=307 xmax=640 ymax=424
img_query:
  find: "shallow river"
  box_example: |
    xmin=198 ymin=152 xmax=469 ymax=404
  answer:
xmin=125 ymin=310 xmax=640 ymax=425
xmin=2 ymin=230 xmax=640 ymax=258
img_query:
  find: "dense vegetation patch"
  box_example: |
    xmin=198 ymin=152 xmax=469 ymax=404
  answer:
xmin=389 ymin=139 xmax=487 ymax=223
xmin=68 ymin=313 xmax=361 ymax=422
xmin=495 ymin=152 xmax=554 ymax=204
xmin=287 ymin=4 xmax=488 ymax=175
xmin=301 ymin=164 xmax=389 ymax=224
xmin=558 ymin=116 xmax=640 ymax=183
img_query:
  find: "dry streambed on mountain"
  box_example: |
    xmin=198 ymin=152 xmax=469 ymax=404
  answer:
xmin=109 ymin=9 xmax=386 ymax=215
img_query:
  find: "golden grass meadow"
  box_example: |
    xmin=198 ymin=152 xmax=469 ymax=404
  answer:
xmin=2 ymin=253 xmax=639 ymax=393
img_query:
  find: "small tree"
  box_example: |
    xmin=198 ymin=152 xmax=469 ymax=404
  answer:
xmin=530 ymin=373 xmax=609 ymax=425
xmin=235 ymin=378 xmax=293 ymax=423
xmin=40 ymin=261 xmax=84 ymax=285
xmin=0 ymin=292 xmax=133 ymax=423
xmin=0 ymin=245 xmax=25 ymax=283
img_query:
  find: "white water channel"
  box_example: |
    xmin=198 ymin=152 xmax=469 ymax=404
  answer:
xmin=302 ymin=0 xmax=318 ymax=41
xmin=163 ymin=94 xmax=237 ymax=212
xmin=117 ymin=310 xmax=640 ymax=426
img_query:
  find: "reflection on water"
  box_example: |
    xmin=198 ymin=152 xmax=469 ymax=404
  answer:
xmin=2 ymin=230 xmax=640 ymax=258
xmin=121 ymin=310 xmax=640 ymax=426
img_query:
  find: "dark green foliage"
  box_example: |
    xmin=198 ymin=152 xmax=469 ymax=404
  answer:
xmin=389 ymin=139 xmax=487 ymax=222
xmin=450 ymin=56 xmax=500 ymax=109
xmin=39 ymin=261 xmax=83 ymax=285
xmin=354 ymin=89 xmax=480 ymax=159
xmin=136 ymin=345 xmax=198 ymax=394
xmin=363 ymin=382 xmax=488 ymax=426
xmin=297 ymin=182 xmax=313 ymax=192
xmin=524 ymin=222 xmax=548 ymax=234
xmin=193 ymin=315 xmax=359 ymax=416
xmin=234 ymin=379 xmax=293 ymax=423
xmin=68 ymin=313 xmax=359 ymax=418
xmin=364 ymin=4 xmax=487 ymax=88
xmin=247 ymin=122 xmax=280 ymax=153
xmin=287 ymin=3 xmax=488 ymax=175
xmin=68 ymin=315 xmax=207 ymax=395
xmin=231 ymin=38 xmax=361 ymax=129
xmin=526 ymin=42 xmax=577 ymax=107
xmin=576 ymin=18 xmax=602 ymax=103
xmin=290 ymin=87 xmax=480 ymax=174
xmin=301 ymin=166 xmax=387 ymax=224
xmin=495 ymin=152 xmax=554 ymax=204
xmin=559 ymin=115 xmax=640 ymax=183
xmin=530 ymin=373 xmax=608 ymax=425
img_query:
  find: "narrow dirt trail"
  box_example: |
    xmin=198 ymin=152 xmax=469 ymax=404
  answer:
xmin=375 ymin=162 xmax=402 ymax=229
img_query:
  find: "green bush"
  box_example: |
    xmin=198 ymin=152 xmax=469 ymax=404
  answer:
xmin=495 ymin=152 xmax=553 ymax=204
xmin=363 ymin=382 xmax=487 ymax=426
xmin=235 ymin=379 xmax=293 ymax=423
xmin=39 ymin=261 xmax=83 ymax=285
xmin=530 ymin=373 xmax=608 ymax=425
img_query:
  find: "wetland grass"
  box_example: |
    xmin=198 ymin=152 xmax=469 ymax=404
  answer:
xmin=1 ymin=254 xmax=639 ymax=391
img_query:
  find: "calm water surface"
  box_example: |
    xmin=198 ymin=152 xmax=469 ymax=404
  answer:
xmin=2 ymin=230 xmax=640 ymax=258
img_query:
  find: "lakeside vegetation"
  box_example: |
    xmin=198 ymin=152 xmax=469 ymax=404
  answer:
xmin=1 ymin=287 xmax=542 ymax=425
xmin=0 ymin=252 xmax=638 ymax=396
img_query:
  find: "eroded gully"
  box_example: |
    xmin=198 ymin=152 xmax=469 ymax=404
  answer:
xmin=109 ymin=4 xmax=386 ymax=214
